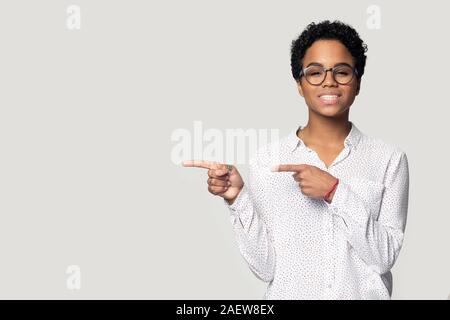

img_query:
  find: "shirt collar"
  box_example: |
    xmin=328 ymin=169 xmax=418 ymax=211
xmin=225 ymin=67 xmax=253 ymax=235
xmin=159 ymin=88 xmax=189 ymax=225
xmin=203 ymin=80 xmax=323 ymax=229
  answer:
xmin=288 ymin=121 xmax=363 ymax=152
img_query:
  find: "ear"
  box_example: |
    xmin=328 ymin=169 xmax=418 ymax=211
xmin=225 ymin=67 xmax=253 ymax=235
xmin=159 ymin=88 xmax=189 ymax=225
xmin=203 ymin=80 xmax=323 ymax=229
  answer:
xmin=296 ymin=79 xmax=305 ymax=97
xmin=355 ymin=79 xmax=361 ymax=96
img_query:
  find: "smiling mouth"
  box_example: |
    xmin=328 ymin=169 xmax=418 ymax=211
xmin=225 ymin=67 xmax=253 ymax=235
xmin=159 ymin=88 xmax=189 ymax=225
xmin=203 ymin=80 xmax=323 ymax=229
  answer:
xmin=319 ymin=94 xmax=340 ymax=105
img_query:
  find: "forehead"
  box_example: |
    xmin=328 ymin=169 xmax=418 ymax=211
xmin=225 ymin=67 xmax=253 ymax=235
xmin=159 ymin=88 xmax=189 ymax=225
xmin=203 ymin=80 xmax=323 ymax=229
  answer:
xmin=302 ymin=39 xmax=354 ymax=66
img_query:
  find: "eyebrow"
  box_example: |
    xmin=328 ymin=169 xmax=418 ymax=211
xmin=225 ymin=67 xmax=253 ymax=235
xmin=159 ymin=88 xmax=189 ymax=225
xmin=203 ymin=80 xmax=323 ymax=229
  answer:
xmin=305 ymin=62 xmax=354 ymax=68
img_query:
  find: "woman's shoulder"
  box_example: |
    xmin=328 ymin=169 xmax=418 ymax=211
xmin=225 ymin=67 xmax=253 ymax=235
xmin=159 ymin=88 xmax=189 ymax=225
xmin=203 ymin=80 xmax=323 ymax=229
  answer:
xmin=360 ymin=133 xmax=407 ymax=160
xmin=248 ymin=133 xmax=293 ymax=168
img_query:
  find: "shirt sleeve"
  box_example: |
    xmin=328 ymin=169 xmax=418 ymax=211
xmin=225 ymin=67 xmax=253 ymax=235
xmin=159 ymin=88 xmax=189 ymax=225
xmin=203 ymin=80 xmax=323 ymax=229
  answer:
xmin=325 ymin=150 xmax=410 ymax=275
xmin=224 ymin=156 xmax=276 ymax=283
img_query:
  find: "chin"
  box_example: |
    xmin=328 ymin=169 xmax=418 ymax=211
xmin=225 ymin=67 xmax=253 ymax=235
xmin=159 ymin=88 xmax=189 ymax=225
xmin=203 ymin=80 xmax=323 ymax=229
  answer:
xmin=313 ymin=105 xmax=347 ymax=118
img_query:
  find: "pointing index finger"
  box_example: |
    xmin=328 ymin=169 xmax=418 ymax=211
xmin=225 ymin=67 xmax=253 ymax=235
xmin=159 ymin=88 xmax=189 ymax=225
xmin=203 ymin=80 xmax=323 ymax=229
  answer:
xmin=182 ymin=160 xmax=223 ymax=170
xmin=272 ymin=164 xmax=308 ymax=172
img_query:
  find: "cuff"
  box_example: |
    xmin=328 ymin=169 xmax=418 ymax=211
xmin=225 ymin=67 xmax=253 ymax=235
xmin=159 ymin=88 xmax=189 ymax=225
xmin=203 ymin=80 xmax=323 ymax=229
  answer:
xmin=224 ymin=184 xmax=249 ymax=213
xmin=323 ymin=179 xmax=371 ymax=228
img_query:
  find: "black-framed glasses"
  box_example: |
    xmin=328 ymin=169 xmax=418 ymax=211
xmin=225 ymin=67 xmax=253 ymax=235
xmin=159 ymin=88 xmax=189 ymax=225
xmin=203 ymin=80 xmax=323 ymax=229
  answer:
xmin=299 ymin=64 xmax=358 ymax=86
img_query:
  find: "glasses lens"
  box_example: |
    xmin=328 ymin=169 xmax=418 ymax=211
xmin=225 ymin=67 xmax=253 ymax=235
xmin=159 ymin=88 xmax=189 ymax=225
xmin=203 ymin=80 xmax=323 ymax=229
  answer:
xmin=304 ymin=66 xmax=325 ymax=85
xmin=333 ymin=65 xmax=354 ymax=84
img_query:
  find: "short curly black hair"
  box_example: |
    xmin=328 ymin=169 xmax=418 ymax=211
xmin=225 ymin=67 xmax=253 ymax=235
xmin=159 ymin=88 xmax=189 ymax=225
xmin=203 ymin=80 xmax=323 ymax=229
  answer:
xmin=290 ymin=20 xmax=368 ymax=82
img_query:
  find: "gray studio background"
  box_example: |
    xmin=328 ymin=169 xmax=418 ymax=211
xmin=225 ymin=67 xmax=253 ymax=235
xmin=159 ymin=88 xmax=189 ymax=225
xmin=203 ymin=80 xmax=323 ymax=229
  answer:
xmin=0 ymin=0 xmax=448 ymax=299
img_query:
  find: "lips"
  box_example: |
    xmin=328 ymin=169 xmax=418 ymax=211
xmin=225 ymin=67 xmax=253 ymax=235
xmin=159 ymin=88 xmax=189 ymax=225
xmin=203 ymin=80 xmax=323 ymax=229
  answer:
xmin=318 ymin=93 xmax=341 ymax=105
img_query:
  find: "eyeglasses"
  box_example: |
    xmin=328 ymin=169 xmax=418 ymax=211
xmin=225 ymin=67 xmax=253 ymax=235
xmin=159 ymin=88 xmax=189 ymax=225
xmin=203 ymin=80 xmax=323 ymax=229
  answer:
xmin=299 ymin=64 xmax=358 ymax=86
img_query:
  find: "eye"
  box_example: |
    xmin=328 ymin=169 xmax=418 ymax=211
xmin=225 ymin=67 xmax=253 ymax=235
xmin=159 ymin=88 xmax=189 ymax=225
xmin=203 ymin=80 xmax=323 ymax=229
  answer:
xmin=306 ymin=68 xmax=324 ymax=77
xmin=334 ymin=66 xmax=353 ymax=77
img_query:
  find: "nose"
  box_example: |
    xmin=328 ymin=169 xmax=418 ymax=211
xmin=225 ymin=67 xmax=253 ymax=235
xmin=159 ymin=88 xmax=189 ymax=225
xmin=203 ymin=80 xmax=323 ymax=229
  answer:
xmin=322 ymin=68 xmax=338 ymax=87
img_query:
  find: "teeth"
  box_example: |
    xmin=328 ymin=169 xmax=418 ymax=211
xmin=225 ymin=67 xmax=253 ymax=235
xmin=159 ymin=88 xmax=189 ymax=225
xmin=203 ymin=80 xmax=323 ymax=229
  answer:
xmin=320 ymin=95 xmax=338 ymax=100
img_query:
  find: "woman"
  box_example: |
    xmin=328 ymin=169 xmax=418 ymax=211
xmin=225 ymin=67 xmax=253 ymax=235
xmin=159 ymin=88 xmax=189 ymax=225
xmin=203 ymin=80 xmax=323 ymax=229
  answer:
xmin=183 ymin=20 xmax=409 ymax=300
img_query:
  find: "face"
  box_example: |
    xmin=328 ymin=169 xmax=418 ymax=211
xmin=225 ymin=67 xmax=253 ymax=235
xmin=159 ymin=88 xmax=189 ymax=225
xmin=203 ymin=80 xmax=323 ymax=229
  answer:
xmin=297 ymin=39 xmax=360 ymax=118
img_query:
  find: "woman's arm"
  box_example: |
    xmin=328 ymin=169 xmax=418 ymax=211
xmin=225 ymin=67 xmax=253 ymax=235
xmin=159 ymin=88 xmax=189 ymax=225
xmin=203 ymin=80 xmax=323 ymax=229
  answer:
xmin=225 ymin=156 xmax=276 ymax=283
xmin=326 ymin=150 xmax=410 ymax=274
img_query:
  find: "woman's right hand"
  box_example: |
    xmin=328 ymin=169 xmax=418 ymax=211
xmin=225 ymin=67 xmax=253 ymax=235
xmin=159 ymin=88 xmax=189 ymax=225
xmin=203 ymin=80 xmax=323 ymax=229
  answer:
xmin=182 ymin=160 xmax=244 ymax=205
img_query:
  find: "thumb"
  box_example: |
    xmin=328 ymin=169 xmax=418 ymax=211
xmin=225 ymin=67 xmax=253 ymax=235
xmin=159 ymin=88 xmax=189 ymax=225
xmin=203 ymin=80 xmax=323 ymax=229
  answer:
xmin=215 ymin=164 xmax=234 ymax=177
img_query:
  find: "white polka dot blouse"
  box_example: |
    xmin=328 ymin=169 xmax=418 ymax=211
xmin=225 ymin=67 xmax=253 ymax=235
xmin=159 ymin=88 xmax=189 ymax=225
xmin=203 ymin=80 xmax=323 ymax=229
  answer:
xmin=226 ymin=121 xmax=409 ymax=300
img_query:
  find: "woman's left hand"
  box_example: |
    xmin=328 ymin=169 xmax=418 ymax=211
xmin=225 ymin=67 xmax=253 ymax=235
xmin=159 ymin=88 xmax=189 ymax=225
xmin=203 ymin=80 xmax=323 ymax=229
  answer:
xmin=272 ymin=164 xmax=338 ymax=202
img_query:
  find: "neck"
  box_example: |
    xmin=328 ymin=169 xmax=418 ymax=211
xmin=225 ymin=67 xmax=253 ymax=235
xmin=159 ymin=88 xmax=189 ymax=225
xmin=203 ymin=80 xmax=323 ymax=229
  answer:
xmin=299 ymin=110 xmax=351 ymax=148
